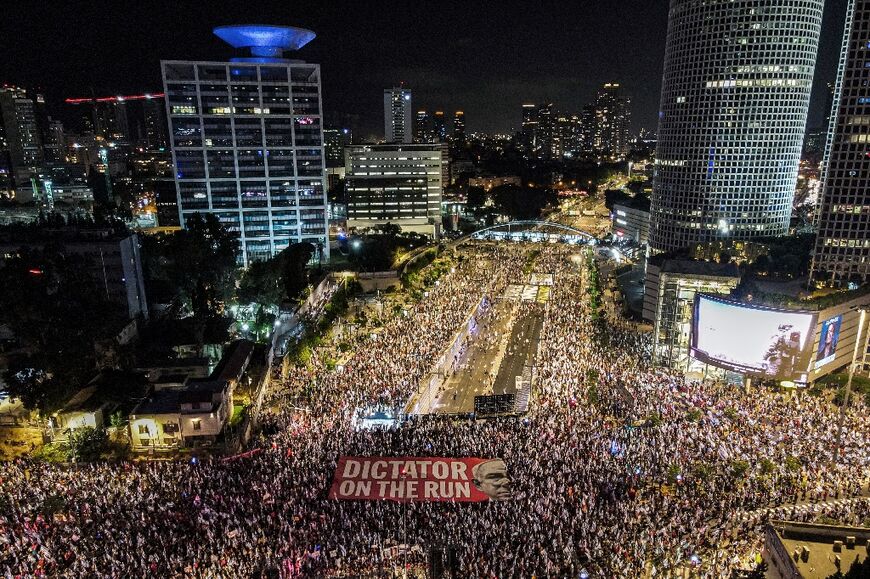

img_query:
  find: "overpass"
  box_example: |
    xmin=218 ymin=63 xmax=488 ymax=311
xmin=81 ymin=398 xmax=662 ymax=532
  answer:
xmin=456 ymin=220 xmax=598 ymax=246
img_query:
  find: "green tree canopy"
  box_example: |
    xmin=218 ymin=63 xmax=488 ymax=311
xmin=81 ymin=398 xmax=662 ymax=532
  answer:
xmin=0 ymin=246 xmax=127 ymax=413
xmin=143 ymin=213 xmax=239 ymax=344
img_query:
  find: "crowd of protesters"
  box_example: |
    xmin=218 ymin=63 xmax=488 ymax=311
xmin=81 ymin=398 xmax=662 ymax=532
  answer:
xmin=0 ymin=243 xmax=867 ymax=578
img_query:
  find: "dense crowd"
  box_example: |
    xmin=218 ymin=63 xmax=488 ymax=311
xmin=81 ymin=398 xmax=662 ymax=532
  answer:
xmin=1 ymin=244 xmax=868 ymax=578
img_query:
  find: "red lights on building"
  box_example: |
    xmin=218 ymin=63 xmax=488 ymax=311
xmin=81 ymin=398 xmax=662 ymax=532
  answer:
xmin=64 ymin=93 xmax=165 ymax=105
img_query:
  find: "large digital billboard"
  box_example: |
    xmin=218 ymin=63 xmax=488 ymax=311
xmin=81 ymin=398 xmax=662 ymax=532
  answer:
xmin=691 ymin=295 xmax=816 ymax=381
xmin=815 ymin=315 xmax=843 ymax=369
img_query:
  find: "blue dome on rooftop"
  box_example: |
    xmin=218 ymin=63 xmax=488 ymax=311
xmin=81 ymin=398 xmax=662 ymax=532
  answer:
xmin=213 ymin=25 xmax=316 ymax=58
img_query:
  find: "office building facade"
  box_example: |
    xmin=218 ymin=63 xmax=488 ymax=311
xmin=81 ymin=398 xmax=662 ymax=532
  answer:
xmin=0 ymin=85 xmax=44 ymax=186
xmin=649 ymin=0 xmax=824 ymax=253
xmin=414 ymin=110 xmax=434 ymax=143
xmin=811 ymin=0 xmax=870 ymax=286
xmin=452 ymin=111 xmax=466 ymax=143
xmin=592 ymin=83 xmax=630 ymax=161
xmin=384 ymin=87 xmax=412 ymax=144
xmin=162 ymin=25 xmax=329 ymax=264
xmin=433 ymin=112 xmax=447 ymax=143
xmin=345 ymin=143 xmax=442 ymax=236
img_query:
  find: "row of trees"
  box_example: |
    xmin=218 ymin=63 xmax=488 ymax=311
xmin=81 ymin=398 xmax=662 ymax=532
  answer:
xmin=0 ymin=246 xmax=128 ymax=412
xmin=467 ymin=184 xmax=559 ymax=223
xmin=1 ymin=214 xmax=317 ymax=414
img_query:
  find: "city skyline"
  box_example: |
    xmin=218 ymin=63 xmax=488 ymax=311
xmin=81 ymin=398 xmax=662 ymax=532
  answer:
xmin=0 ymin=0 xmax=850 ymax=136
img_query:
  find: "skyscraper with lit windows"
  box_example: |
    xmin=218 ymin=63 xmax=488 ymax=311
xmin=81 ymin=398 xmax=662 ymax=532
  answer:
xmin=384 ymin=87 xmax=412 ymax=143
xmin=811 ymin=0 xmax=870 ymax=286
xmin=161 ymin=25 xmax=329 ymax=264
xmin=649 ymin=0 xmax=823 ymax=253
xmin=452 ymin=111 xmax=466 ymax=144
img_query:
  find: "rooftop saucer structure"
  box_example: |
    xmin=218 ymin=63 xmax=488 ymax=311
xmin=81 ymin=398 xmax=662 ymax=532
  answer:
xmin=213 ymin=24 xmax=316 ymax=62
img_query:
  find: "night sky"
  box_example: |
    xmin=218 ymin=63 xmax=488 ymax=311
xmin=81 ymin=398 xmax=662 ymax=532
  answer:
xmin=0 ymin=0 xmax=849 ymax=138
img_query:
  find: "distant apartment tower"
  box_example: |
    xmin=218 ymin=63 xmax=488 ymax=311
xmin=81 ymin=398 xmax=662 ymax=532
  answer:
xmin=143 ymin=96 xmax=168 ymax=150
xmin=414 ymin=110 xmax=434 ymax=143
xmin=812 ymin=0 xmax=870 ymax=286
xmin=649 ymin=0 xmax=823 ymax=253
xmin=536 ymin=103 xmax=559 ymax=160
xmin=452 ymin=111 xmax=466 ymax=143
xmin=384 ymin=87 xmax=412 ymax=143
xmin=345 ymin=143 xmax=442 ymax=236
xmin=162 ymin=25 xmax=329 ymax=264
xmin=592 ymin=83 xmax=630 ymax=161
xmin=521 ymin=103 xmax=537 ymax=152
xmin=0 ymin=85 xmax=44 ymax=186
xmin=433 ymin=111 xmax=447 ymax=143
xmin=323 ymin=127 xmax=352 ymax=168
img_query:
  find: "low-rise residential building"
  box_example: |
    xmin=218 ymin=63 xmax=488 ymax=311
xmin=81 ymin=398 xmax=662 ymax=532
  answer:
xmin=129 ymin=380 xmax=233 ymax=450
xmin=128 ymin=340 xmax=253 ymax=450
xmin=467 ymin=175 xmax=521 ymax=191
xmin=50 ymin=385 xmax=112 ymax=438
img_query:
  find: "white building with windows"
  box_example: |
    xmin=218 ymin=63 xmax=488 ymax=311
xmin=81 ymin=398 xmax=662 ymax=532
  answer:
xmin=345 ymin=144 xmax=442 ymax=236
xmin=649 ymin=0 xmax=824 ymax=253
xmin=161 ymin=25 xmax=329 ymax=264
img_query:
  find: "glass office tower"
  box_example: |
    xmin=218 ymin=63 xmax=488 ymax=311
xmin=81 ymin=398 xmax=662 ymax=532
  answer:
xmin=162 ymin=25 xmax=329 ymax=264
xmin=812 ymin=0 xmax=870 ymax=286
xmin=650 ymin=0 xmax=823 ymax=253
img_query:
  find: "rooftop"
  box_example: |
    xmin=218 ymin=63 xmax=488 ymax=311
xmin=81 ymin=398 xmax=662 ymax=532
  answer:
xmin=213 ymin=25 xmax=316 ymax=60
xmin=768 ymin=520 xmax=869 ymax=579
xmin=651 ymin=256 xmax=740 ymax=279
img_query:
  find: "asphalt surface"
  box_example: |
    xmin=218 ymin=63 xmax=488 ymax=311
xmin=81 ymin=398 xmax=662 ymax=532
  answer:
xmin=433 ymin=297 xmax=544 ymax=414
xmin=492 ymin=307 xmax=543 ymax=396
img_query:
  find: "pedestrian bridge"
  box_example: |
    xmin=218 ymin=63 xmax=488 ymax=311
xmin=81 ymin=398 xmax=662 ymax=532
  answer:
xmin=462 ymin=220 xmax=598 ymax=245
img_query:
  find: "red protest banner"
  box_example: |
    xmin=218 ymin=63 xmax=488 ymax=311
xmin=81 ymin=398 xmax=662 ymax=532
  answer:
xmin=328 ymin=456 xmax=512 ymax=502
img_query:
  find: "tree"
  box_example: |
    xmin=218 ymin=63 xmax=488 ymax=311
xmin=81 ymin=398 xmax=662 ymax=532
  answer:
xmin=0 ymin=247 xmax=127 ymax=413
xmin=490 ymin=184 xmax=557 ymax=220
xmin=237 ymin=259 xmax=284 ymax=307
xmin=67 ymin=427 xmax=108 ymax=461
xmin=145 ymin=213 xmax=239 ymax=346
xmin=280 ymin=243 xmax=315 ymax=302
xmin=467 ymin=186 xmax=487 ymax=210
xmin=826 ymin=554 xmax=870 ymax=578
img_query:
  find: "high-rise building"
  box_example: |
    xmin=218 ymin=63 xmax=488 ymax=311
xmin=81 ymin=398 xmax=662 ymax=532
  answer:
xmin=162 ymin=25 xmax=329 ymax=264
xmin=591 ymin=83 xmax=630 ymax=161
xmin=43 ymin=119 xmax=65 ymax=163
xmin=414 ymin=110 xmax=434 ymax=143
xmin=452 ymin=111 xmax=466 ymax=144
xmin=649 ymin=0 xmax=823 ymax=254
xmin=143 ymin=96 xmax=168 ymax=150
xmin=520 ymin=103 xmax=537 ymax=152
xmin=345 ymin=143 xmax=442 ymax=236
xmin=811 ymin=0 xmax=870 ymax=286
xmin=0 ymin=85 xmax=44 ymax=186
xmin=323 ymin=127 xmax=351 ymax=168
xmin=535 ymin=103 xmax=558 ymax=160
xmin=433 ymin=111 xmax=447 ymax=143
xmin=383 ymin=87 xmax=412 ymax=144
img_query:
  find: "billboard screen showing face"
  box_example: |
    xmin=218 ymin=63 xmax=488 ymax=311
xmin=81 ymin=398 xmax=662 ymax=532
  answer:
xmin=691 ymin=295 xmax=816 ymax=381
xmin=815 ymin=315 xmax=843 ymax=369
